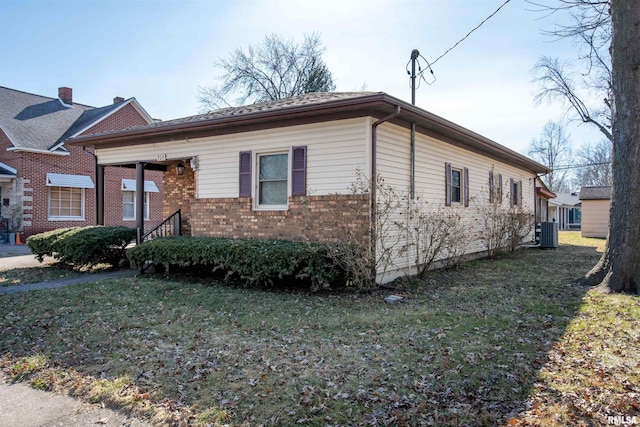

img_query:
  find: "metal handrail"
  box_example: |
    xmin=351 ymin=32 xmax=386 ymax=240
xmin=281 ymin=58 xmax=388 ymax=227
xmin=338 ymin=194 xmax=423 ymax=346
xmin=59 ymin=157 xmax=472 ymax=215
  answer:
xmin=141 ymin=209 xmax=182 ymax=243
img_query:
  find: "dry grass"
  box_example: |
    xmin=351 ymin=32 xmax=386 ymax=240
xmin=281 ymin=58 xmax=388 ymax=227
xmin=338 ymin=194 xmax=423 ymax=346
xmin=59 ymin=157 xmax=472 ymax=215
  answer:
xmin=0 ymin=231 xmax=637 ymax=426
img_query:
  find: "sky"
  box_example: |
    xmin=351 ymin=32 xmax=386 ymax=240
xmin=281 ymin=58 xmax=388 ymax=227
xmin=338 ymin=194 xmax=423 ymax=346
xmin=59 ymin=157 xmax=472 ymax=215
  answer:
xmin=0 ymin=0 xmax=606 ymax=155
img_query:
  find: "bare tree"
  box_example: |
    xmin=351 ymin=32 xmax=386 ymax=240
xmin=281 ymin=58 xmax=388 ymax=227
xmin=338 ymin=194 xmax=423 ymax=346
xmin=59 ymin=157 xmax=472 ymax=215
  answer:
xmin=532 ymin=0 xmax=638 ymax=294
xmin=198 ymin=33 xmax=335 ymax=111
xmin=574 ymin=139 xmax=612 ymax=186
xmin=531 ymin=0 xmax=612 ymax=141
xmin=582 ymin=0 xmax=640 ymax=293
xmin=528 ymin=121 xmax=573 ymax=192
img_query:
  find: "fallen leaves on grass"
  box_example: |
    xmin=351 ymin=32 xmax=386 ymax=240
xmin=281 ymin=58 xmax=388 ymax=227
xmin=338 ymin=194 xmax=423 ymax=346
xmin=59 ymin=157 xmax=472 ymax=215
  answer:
xmin=0 ymin=233 xmax=637 ymax=426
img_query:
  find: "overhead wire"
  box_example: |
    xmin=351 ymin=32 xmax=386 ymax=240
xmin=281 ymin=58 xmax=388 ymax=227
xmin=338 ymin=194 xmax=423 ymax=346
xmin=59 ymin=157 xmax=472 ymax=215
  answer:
xmin=415 ymin=0 xmax=513 ymax=83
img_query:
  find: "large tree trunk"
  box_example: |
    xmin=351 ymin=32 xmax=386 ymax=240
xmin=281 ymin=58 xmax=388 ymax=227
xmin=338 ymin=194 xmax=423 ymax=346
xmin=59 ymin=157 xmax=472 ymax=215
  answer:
xmin=582 ymin=0 xmax=640 ymax=294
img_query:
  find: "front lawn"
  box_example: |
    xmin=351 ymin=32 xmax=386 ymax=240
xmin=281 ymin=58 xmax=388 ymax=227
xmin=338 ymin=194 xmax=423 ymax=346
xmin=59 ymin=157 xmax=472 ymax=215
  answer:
xmin=0 ymin=232 xmax=637 ymax=426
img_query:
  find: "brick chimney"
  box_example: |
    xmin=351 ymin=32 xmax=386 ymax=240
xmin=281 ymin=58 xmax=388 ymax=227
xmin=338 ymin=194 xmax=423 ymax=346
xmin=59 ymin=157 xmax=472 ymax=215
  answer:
xmin=58 ymin=87 xmax=72 ymax=105
xmin=113 ymin=96 xmax=125 ymax=104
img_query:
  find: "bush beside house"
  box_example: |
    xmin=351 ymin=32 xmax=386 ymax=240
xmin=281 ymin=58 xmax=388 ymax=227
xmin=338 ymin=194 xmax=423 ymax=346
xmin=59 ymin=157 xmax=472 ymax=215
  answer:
xmin=27 ymin=226 xmax=136 ymax=267
xmin=127 ymin=236 xmax=341 ymax=291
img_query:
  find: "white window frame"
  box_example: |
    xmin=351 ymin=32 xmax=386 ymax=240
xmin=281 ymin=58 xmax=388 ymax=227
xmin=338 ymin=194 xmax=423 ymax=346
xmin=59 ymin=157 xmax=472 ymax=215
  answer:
xmin=122 ymin=190 xmax=150 ymax=221
xmin=48 ymin=186 xmax=85 ymax=221
xmin=451 ymin=167 xmax=462 ymax=204
xmin=255 ymin=151 xmax=289 ymax=211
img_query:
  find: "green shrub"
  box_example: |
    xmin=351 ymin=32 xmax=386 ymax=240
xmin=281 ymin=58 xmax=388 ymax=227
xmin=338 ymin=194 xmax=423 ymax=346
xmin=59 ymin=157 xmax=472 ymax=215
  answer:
xmin=127 ymin=236 xmax=342 ymax=291
xmin=27 ymin=226 xmax=136 ymax=267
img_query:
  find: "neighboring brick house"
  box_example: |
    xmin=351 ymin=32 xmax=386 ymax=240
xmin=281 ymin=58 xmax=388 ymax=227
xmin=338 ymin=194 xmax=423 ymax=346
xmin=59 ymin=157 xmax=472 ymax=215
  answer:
xmin=0 ymin=86 xmax=163 ymax=239
xmin=73 ymin=91 xmax=549 ymax=283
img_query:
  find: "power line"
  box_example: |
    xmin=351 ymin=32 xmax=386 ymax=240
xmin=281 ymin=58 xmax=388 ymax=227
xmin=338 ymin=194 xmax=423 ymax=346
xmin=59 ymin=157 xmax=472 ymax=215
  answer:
xmin=551 ymin=161 xmax=611 ymax=171
xmin=425 ymin=0 xmax=512 ymax=69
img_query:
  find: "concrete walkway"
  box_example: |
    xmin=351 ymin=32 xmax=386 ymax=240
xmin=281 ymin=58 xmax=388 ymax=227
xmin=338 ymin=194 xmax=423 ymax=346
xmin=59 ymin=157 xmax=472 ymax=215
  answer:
xmin=0 ymin=269 xmax=138 ymax=294
xmin=0 ymin=377 xmax=153 ymax=427
xmin=0 ymin=245 xmax=152 ymax=426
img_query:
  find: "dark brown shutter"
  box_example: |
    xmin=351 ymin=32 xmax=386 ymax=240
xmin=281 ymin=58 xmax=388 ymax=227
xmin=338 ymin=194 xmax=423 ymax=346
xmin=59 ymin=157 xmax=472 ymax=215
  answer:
xmin=498 ymin=174 xmax=503 ymax=201
xmin=489 ymin=170 xmax=494 ymax=203
xmin=464 ymin=167 xmax=469 ymax=207
xmin=445 ymin=162 xmax=452 ymax=206
xmin=239 ymin=151 xmax=252 ymax=197
xmin=518 ymin=180 xmax=523 ymax=206
xmin=291 ymin=146 xmax=307 ymax=196
xmin=509 ymin=178 xmax=514 ymax=206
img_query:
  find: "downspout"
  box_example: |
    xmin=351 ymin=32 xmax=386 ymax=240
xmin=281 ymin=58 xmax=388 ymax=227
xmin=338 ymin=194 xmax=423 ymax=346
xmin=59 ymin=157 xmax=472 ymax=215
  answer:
xmin=371 ymin=106 xmax=401 ymax=285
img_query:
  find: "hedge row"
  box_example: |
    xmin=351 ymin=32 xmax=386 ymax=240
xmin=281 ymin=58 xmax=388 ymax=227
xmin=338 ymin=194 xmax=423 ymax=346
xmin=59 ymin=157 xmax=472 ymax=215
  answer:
xmin=127 ymin=236 xmax=342 ymax=291
xmin=26 ymin=226 xmax=136 ymax=266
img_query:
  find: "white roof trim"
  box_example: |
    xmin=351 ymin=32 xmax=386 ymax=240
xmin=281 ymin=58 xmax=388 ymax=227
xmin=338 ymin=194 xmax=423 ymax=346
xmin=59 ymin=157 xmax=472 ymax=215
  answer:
xmin=0 ymin=124 xmax=17 ymax=148
xmin=7 ymin=147 xmax=70 ymax=156
xmin=121 ymin=179 xmax=159 ymax=193
xmin=0 ymin=160 xmax=17 ymax=175
xmin=46 ymin=173 xmax=95 ymax=189
xmin=67 ymin=98 xmax=155 ymax=141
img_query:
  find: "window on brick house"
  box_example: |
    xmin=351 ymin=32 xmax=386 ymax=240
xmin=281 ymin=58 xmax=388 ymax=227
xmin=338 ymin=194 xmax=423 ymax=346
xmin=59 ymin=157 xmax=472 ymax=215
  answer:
xmin=122 ymin=191 xmax=149 ymax=220
xmin=121 ymin=179 xmax=159 ymax=221
xmin=46 ymin=173 xmax=94 ymax=221
xmin=48 ymin=187 xmax=84 ymax=220
xmin=257 ymin=152 xmax=288 ymax=208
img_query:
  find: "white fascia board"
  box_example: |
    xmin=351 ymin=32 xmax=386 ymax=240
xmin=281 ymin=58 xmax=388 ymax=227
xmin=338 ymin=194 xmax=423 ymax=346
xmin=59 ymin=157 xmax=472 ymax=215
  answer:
xmin=0 ymin=161 xmax=17 ymax=175
xmin=121 ymin=179 xmax=159 ymax=193
xmin=128 ymin=98 xmax=155 ymax=124
xmin=6 ymin=147 xmax=70 ymax=156
xmin=67 ymin=98 xmax=155 ymax=141
xmin=0 ymin=124 xmax=17 ymax=148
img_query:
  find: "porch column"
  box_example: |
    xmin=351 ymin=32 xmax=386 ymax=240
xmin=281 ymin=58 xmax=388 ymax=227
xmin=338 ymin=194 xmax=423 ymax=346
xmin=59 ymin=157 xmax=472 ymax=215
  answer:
xmin=136 ymin=162 xmax=145 ymax=244
xmin=96 ymin=165 xmax=104 ymax=225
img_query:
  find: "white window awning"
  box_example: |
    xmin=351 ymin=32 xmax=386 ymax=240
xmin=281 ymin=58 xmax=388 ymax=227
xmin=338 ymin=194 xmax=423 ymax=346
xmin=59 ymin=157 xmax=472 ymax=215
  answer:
xmin=121 ymin=179 xmax=160 ymax=193
xmin=46 ymin=173 xmax=94 ymax=189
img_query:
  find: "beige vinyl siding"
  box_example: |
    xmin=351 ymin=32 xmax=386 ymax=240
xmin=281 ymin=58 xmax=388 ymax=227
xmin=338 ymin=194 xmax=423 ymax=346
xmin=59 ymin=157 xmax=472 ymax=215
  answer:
xmin=95 ymin=118 xmax=370 ymax=198
xmin=376 ymin=122 xmax=536 ymax=281
xmin=581 ymin=199 xmax=610 ymax=238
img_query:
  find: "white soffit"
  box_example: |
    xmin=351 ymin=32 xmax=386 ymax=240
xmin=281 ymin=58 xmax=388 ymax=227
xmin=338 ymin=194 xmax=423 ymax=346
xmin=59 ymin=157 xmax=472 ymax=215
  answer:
xmin=46 ymin=173 xmax=95 ymax=189
xmin=121 ymin=179 xmax=159 ymax=193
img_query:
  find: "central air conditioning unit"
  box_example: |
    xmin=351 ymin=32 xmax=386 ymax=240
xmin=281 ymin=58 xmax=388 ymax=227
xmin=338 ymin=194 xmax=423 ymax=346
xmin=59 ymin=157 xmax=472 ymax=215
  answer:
xmin=540 ymin=222 xmax=559 ymax=248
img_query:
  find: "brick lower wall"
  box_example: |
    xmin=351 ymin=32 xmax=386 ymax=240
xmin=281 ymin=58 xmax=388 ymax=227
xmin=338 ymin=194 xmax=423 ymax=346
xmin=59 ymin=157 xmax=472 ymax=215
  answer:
xmin=162 ymin=166 xmax=370 ymax=242
xmin=190 ymin=194 xmax=370 ymax=242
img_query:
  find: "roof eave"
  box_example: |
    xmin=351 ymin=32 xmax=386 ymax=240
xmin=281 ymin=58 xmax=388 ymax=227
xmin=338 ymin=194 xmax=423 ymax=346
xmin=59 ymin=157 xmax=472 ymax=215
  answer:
xmin=69 ymin=92 xmax=548 ymax=174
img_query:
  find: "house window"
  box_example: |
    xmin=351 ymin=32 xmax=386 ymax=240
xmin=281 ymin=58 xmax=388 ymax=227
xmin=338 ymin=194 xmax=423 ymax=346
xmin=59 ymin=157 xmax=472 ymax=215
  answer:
xmin=122 ymin=191 xmax=149 ymax=220
xmin=258 ymin=153 xmax=288 ymax=207
xmin=510 ymin=179 xmax=523 ymax=206
xmin=451 ymin=169 xmax=462 ymax=203
xmin=120 ymin=179 xmax=159 ymax=220
xmin=48 ymin=187 xmax=84 ymax=220
xmin=445 ymin=163 xmax=469 ymax=207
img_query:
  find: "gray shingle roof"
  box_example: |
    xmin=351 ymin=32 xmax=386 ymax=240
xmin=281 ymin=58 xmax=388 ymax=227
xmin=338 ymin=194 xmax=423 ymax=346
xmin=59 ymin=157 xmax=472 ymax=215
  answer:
xmin=550 ymin=192 xmax=581 ymax=207
xmin=0 ymin=86 xmax=125 ymax=151
xmin=116 ymin=91 xmax=380 ymax=132
xmin=579 ymin=186 xmax=611 ymax=200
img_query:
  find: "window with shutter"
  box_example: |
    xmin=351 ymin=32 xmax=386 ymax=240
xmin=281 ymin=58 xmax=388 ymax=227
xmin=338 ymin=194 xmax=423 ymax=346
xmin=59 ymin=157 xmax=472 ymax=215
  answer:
xmin=239 ymin=151 xmax=252 ymax=197
xmin=257 ymin=152 xmax=288 ymax=207
xmin=489 ymin=170 xmax=495 ymax=203
xmin=464 ymin=167 xmax=469 ymax=207
xmin=291 ymin=146 xmax=306 ymax=196
xmin=445 ymin=163 xmax=452 ymax=206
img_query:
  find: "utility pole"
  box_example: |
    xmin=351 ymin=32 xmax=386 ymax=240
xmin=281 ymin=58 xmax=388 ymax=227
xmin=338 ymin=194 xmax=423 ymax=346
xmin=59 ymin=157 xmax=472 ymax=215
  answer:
xmin=409 ymin=49 xmax=419 ymax=199
xmin=410 ymin=49 xmax=419 ymax=105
